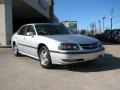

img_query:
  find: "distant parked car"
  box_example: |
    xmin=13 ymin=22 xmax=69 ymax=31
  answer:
xmin=106 ymin=30 xmax=115 ymax=41
xmin=112 ymin=29 xmax=120 ymax=42
xmin=108 ymin=29 xmax=117 ymax=41
xmin=104 ymin=29 xmax=120 ymax=42
xmin=103 ymin=30 xmax=112 ymax=40
xmin=11 ymin=23 xmax=105 ymax=69
xmin=94 ymin=34 xmax=103 ymax=40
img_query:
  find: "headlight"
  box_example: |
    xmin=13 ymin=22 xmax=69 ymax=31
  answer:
xmin=58 ymin=43 xmax=79 ymax=50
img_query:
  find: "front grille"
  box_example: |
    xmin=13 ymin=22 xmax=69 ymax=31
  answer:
xmin=80 ymin=43 xmax=98 ymax=49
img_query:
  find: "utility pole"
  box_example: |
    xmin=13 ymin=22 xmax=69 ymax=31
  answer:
xmin=98 ymin=20 xmax=102 ymax=33
xmin=94 ymin=21 xmax=96 ymax=35
xmin=102 ymin=17 xmax=106 ymax=32
xmin=110 ymin=8 xmax=113 ymax=30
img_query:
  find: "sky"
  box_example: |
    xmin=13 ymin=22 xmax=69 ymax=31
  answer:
xmin=54 ymin=0 xmax=120 ymax=31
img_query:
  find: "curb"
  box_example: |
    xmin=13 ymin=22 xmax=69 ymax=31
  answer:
xmin=0 ymin=46 xmax=12 ymax=48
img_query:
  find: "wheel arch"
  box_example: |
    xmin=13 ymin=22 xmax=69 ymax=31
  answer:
xmin=37 ymin=43 xmax=52 ymax=69
xmin=37 ymin=43 xmax=49 ymax=56
xmin=12 ymin=41 xmax=16 ymax=47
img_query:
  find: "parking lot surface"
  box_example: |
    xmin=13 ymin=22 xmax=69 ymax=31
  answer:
xmin=0 ymin=43 xmax=120 ymax=90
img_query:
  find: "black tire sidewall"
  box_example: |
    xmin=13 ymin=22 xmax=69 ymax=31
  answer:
xmin=13 ymin=43 xmax=21 ymax=56
xmin=39 ymin=46 xmax=52 ymax=69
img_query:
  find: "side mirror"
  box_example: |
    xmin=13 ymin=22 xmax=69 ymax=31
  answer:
xmin=26 ymin=32 xmax=34 ymax=36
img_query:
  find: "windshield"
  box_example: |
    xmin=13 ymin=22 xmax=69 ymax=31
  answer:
xmin=112 ymin=30 xmax=117 ymax=35
xmin=104 ymin=30 xmax=110 ymax=34
xmin=35 ymin=24 xmax=70 ymax=35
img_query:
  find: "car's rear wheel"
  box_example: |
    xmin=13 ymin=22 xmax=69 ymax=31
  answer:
xmin=13 ymin=43 xmax=21 ymax=56
xmin=39 ymin=46 xmax=52 ymax=69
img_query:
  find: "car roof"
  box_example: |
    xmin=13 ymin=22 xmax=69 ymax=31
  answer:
xmin=25 ymin=23 xmax=62 ymax=26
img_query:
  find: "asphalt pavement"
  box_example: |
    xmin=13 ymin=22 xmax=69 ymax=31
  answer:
xmin=0 ymin=44 xmax=120 ymax=90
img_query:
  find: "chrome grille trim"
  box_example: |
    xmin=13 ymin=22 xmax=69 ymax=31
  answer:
xmin=80 ymin=43 xmax=98 ymax=49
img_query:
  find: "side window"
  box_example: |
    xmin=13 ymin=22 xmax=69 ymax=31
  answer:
xmin=26 ymin=25 xmax=36 ymax=35
xmin=18 ymin=26 xmax=27 ymax=35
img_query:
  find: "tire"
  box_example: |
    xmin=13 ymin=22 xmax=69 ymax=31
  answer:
xmin=13 ymin=43 xmax=21 ymax=56
xmin=39 ymin=46 xmax=52 ymax=69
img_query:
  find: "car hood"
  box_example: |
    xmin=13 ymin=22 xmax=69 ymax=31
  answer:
xmin=45 ymin=34 xmax=99 ymax=44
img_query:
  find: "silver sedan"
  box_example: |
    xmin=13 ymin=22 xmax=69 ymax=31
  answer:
xmin=11 ymin=23 xmax=105 ymax=69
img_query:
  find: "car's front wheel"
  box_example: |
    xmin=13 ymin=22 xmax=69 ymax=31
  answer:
xmin=39 ymin=46 xmax=52 ymax=69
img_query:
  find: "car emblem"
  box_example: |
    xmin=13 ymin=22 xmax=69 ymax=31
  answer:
xmin=89 ymin=45 xmax=95 ymax=48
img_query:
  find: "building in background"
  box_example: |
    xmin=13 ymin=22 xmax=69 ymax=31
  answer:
xmin=54 ymin=15 xmax=59 ymax=23
xmin=62 ymin=21 xmax=77 ymax=33
xmin=0 ymin=0 xmax=54 ymax=46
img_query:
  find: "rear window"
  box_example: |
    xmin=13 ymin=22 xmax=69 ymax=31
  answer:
xmin=17 ymin=26 xmax=27 ymax=35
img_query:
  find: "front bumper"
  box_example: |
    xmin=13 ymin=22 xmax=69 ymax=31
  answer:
xmin=50 ymin=48 xmax=105 ymax=65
